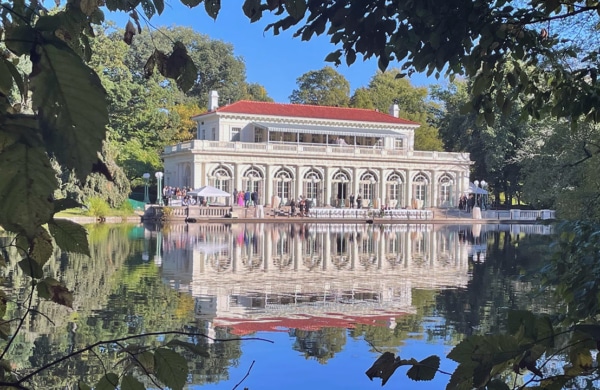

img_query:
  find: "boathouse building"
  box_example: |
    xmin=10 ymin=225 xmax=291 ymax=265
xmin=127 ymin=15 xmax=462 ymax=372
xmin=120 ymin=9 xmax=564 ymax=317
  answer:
xmin=162 ymin=91 xmax=472 ymax=208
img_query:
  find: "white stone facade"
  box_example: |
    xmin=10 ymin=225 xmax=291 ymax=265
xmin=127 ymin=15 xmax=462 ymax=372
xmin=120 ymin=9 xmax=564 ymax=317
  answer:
xmin=163 ymin=95 xmax=472 ymax=209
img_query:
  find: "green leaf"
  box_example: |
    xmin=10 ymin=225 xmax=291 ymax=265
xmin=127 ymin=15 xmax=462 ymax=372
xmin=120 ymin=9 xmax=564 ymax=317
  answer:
xmin=18 ymin=257 xmax=44 ymax=279
xmin=30 ymin=227 xmax=54 ymax=267
xmin=0 ymin=290 xmax=7 ymax=318
xmin=0 ymin=320 xmax=10 ymax=340
xmin=447 ymin=362 xmax=476 ymax=390
xmin=285 ymin=0 xmax=307 ymax=20
xmin=152 ymin=0 xmax=164 ymax=14
xmin=204 ymin=0 xmax=220 ymax=19
xmin=135 ymin=351 xmax=155 ymax=373
xmin=180 ymin=0 xmax=202 ymax=7
xmin=154 ymin=347 xmax=188 ymax=390
xmin=508 ymin=310 xmax=536 ymax=339
xmin=30 ymin=38 xmax=108 ymax=181
xmin=0 ymin=59 xmax=14 ymax=96
xmin=48 ymin=219 xmax=90 ymax=256
xmin=77 ymin=381 xmax=91 ymax=390
xmin=2 ymin=58 xmax=25 ymax=97
xmin=121 ymin=375 xmax=145 ymax=390
xmin=4 ymin=25 xmax=36 ymax=56
xmin=53 ymin=198 xmax=84 ymax=214
xmin=574 ymin=324 xmax=600 ymax=340
xmin=406 ymin=355 xmax=439 ymax=381
xmin=0 ymin=137 xmax=57 ymax=237
xmin=95 ymin=373 xmax=119 ymax=390
xmin=487 ymin=379 xmax=511 ymax=390
xmin=242 ymin=0 xmax=262 ymax=22
xmin=36 ymin=278 xmax=74 ymax=308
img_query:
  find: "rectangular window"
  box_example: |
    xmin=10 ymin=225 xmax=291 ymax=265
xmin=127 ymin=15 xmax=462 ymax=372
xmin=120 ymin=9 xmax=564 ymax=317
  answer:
xmin=395 ymin=139 xmax=404 ymax=149
xmin=231 ymin=127 xmax=241 ymax=141
xmin=200 ymin=129 xmax=206 ymax=139
xmin=211 ymin=128 xmax=216 ymax=140
xmin=254 ymin=127 xmax=263 ymax=142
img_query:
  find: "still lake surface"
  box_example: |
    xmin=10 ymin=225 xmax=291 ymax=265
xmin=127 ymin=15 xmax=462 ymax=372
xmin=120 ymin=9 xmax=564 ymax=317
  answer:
xmin=1 ymin=222 xmax=556 ymax=389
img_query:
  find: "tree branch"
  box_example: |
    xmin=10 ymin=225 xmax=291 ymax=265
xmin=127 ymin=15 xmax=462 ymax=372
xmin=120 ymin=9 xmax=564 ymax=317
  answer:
xmin=16 ymin=331 xmax=272 ymax=385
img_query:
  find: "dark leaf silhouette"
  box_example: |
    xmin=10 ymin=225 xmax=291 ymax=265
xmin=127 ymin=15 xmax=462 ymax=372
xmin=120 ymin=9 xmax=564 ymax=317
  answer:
xmin=365 ymin=352 xmax=402 ymax=386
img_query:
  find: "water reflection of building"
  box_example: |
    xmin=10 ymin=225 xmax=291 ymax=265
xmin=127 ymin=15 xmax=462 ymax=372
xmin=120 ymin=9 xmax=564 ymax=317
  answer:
xmin=152 ymin=223 xmax=553 ymax=334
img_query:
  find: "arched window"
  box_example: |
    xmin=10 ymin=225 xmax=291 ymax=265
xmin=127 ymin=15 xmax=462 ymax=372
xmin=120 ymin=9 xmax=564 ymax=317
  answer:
xmin=387 ymin=172 xmax=404 ymax=208
xmin=438 ymin=175 xmax=454 ymax=207
xmin=412 ymin=173 xmax=429 ymax=208
xmin=211 ymin=166 xmax=232 ymax=194
xmin=274 ymin=168 xmax=294 ymax=204
xmin=243 ymin=168 xmax=263 ymax=198
xmin=359 ymin=172 xmax=378 ymax=205
xmin=304 ymin=169 xmax=322 ymax=206
xmin=332 ymin=171 xmax=350 ymax=206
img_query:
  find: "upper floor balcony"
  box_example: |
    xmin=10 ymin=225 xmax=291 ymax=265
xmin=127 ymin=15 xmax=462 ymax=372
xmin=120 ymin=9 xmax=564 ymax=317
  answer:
xmin=164 ymin=140 xmax=471 ymax=164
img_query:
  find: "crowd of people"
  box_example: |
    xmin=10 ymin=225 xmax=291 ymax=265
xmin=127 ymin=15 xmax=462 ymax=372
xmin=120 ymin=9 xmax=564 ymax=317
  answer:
xmin=288 ymin=196 xmax=312 ymax=217
xmin=233 ymin=189 xmax=259 ymax=207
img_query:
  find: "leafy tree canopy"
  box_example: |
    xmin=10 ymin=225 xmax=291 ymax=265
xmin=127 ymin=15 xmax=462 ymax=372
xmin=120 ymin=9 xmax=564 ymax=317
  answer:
xmin=241 ymin=0 xmax=600 ymax=125
xmin=289 ymin=66 xmax=350 ymax=106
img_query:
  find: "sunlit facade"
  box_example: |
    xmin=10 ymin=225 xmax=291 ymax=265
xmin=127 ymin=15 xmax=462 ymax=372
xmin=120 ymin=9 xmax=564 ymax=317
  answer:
xmin=163 ymin=91 xmax=472 ymax=208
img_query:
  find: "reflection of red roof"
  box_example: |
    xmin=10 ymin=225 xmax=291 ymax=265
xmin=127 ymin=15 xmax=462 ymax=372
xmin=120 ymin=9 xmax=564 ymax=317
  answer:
xmin=193 ymin=101 xmax=418 ymax=125
xmin=214 ymin=312 xmax=407 ymax=336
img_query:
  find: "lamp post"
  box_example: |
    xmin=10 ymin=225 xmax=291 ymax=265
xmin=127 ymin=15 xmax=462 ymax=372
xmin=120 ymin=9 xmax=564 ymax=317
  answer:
xmin=155 ymin=172 xmax=164 ymax=206
xmin=474 ymin=180 xmax=480 ymax=208
xmin=142 ymin=173 xmax=150 ymax=204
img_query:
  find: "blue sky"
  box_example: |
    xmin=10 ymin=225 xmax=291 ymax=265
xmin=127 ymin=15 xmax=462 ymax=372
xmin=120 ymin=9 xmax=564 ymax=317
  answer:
xmin=107 ymin=2 xmax=444 ymax=103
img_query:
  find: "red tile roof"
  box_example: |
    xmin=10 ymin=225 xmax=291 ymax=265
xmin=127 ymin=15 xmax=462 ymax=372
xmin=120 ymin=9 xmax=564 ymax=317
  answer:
xmin=214 ymin=312 xmax=407 ymax=336
xmin=195 ymin=100 xmax=419 ymax=125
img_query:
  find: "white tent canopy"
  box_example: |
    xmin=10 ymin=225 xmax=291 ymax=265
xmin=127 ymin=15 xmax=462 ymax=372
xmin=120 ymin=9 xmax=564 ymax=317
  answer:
xmin=188 ymin=185 xmax=231 ymax=197
xmin=467 ymin=182 xmax=488 ymax=195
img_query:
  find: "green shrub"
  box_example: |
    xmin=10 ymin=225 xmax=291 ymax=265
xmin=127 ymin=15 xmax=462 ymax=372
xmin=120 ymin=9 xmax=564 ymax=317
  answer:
xmin=86 ymin=197 xmax=111 ymax=217
xmin=118 ymin=200 xmax=135 ymax=214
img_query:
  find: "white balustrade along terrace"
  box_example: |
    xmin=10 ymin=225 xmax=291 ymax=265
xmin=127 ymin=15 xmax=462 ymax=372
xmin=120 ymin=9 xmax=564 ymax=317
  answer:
xmin=480 ymin=209 xmax=555 ymax=221
xmin=163 ymin=140 xmax=471 ymax=163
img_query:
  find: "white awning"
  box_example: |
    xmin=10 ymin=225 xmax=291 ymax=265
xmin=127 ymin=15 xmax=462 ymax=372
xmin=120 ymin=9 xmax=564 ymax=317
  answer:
xmin=253 ymin=122 xmax=404 ymax=138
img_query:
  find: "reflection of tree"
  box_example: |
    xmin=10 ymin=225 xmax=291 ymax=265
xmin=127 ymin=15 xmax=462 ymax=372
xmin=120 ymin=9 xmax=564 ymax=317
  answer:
xmin=435 ymin=232 xmax=553 ymax=337
xmin=183 ymin=324 xmax=243 ymax=384
xmin=2 ymin=225 xmax=243 ymax=388
xmin=291 ymin=328 xmax=346 ymax=364
xmin=350 ymin=290 xmax=440 ymax=352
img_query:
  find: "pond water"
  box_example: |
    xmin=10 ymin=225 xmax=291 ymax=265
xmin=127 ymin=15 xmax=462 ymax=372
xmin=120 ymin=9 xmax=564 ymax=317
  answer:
xmin=1 ymin=222 xmax=556 ymax=389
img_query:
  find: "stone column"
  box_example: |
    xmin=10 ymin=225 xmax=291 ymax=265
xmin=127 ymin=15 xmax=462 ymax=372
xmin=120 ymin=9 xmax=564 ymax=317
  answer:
xmin=352 ymin=166 xmax=359 ymax=198
xmin=430 ymin=170 xmax=437 ymax=208
xmin=266 ymin=164 xmax=274 ymax=207
xmin=325 ymin=166 xmax=333 ymax=206
xmin=234 ymin=163 xmax=241 ymax=192
xmin=296 ymin=165 xmax=303 ymax=198
xmin=379 ymin=167 xmax=386 ymax=206
xmin=405 ymin=169 xmax=413 ymax=208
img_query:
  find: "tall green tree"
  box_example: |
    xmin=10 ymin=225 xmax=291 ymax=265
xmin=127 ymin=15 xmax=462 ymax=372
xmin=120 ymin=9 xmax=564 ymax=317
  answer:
xmin=289 ymin=66 xmax=350 ymax=106
xmin=123 ymin=26 xmax=248 ymax=105
xmin=351 ymin=70 xmax=443 ymax=151
xmin=244 ymin=83 xmax=274 ymax=102
xmin=517 ymin=120 xmax=600 ymax=221
xmin=432 ymin=79 xmax=535 ymax=207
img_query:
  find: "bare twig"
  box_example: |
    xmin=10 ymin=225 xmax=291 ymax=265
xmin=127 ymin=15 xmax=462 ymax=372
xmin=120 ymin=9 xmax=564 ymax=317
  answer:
xmin=232 ymin=360 xmax=255 ymax=390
